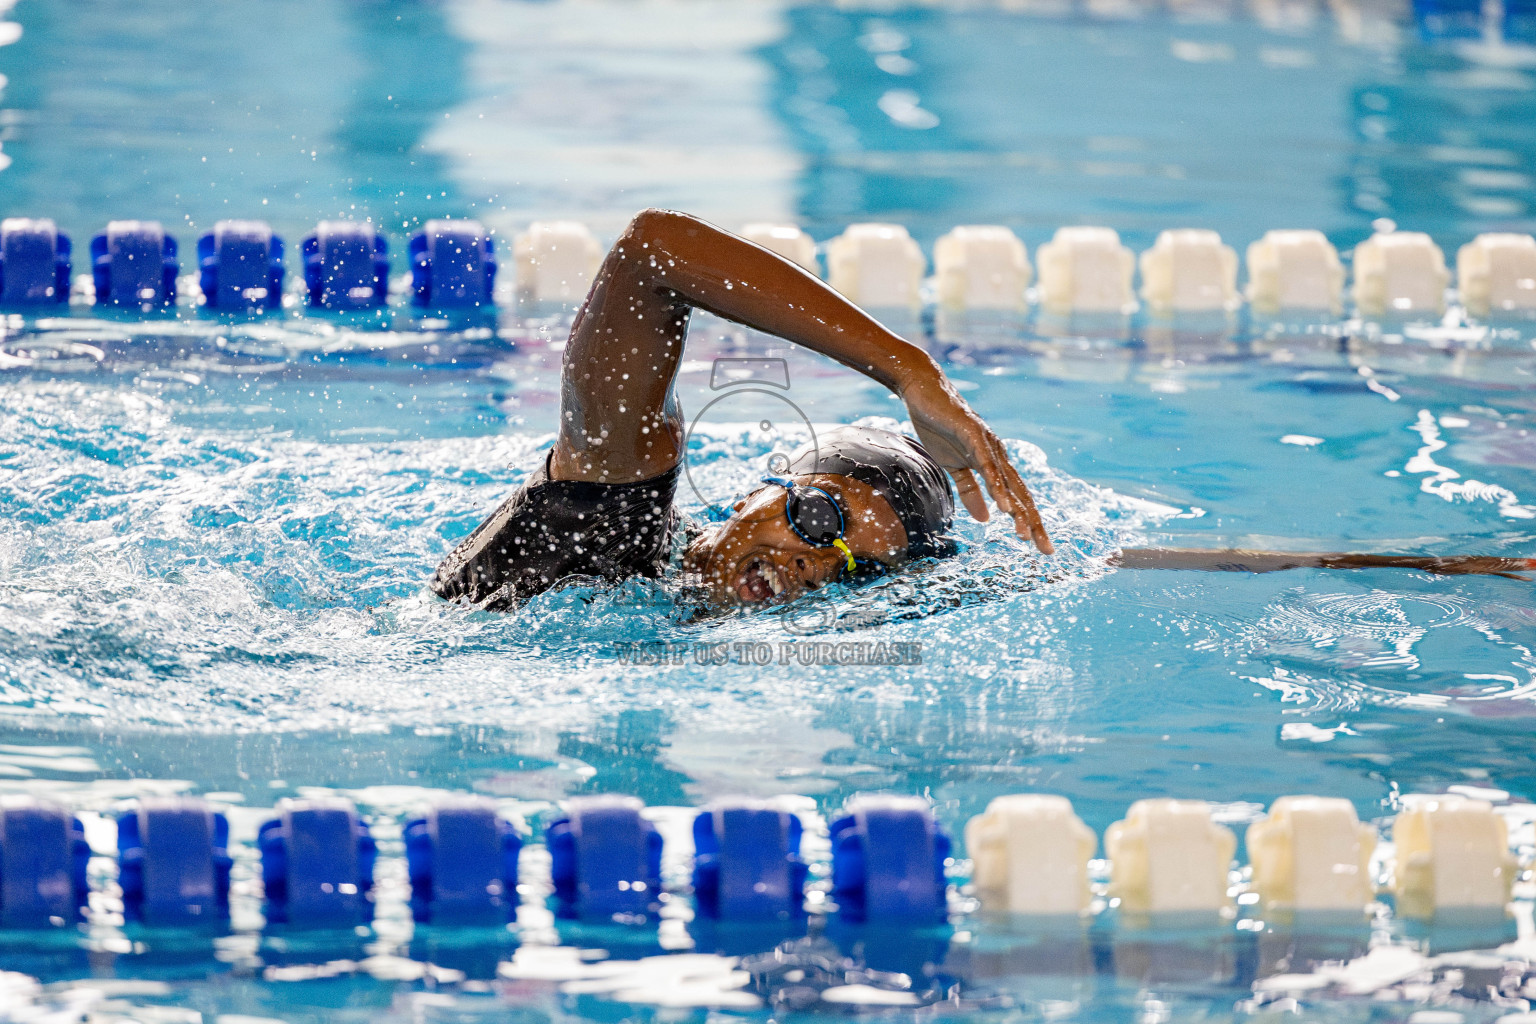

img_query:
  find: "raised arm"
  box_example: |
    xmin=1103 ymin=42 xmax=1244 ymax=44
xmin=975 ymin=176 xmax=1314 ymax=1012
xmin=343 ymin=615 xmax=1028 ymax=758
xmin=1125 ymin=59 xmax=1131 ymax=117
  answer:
xmin=550 ymin=209 xmax=1052 ymax=552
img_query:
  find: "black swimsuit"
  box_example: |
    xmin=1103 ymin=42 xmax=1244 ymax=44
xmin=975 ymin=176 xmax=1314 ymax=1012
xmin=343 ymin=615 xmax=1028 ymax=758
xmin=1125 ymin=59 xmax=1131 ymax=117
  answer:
xmin=430 ymin=454 xmax=682 ymax=611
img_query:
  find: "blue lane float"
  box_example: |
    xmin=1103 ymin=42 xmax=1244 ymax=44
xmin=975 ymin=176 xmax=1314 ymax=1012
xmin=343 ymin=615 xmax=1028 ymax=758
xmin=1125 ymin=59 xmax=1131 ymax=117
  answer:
xmin=0 ymin=799 xmax=90 ymax=928
xmin=548 ymin=795 xmax=662 ymax=919
xmin=258 ymin=798 xmax=376 ymax=928
xmin=405 ymin=797 xmax=521 ymax=925
xmin=410 ymin=219 xmax=496 ymax=310
xmin=830 ymin=796 xmax=951 ymax=924
xmin=117 ymin=798 xmax=232 ymax=926
xmin=1508 ymin=0 xmax=1536 ymax=41
xmin=303 ymin=221 xmax=390 ymax=310
xmin=198 ymin=220 xmax=284 ymax=311
xmin=0 ymin=789 xmax=1518 ymax=938
xmin=91 ymin=221 xmax=178 ymax=308
xmin=693 ymin=802 xmax=808 ymax=921
xmin=0 ymin=218 xmax=71 ymax=306
xmin=1413 ymin=0 xmax=1485 ymax=37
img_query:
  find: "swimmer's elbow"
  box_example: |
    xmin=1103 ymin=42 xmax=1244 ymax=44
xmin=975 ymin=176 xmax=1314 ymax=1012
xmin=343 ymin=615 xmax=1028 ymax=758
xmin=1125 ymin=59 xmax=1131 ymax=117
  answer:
xmin=621 ymin=208 xmax=699 ymax=249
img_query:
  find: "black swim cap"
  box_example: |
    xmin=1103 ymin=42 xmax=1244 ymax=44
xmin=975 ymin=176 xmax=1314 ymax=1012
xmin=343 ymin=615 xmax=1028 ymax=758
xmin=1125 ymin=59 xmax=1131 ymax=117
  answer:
xmin=784 ymin=426 xmax=956 ymax=560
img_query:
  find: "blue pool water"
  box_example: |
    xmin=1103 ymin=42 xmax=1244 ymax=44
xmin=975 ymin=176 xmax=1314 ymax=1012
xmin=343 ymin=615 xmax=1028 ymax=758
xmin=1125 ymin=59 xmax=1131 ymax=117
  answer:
xmin=2 ymin=0 xmax=1536 ymax=1020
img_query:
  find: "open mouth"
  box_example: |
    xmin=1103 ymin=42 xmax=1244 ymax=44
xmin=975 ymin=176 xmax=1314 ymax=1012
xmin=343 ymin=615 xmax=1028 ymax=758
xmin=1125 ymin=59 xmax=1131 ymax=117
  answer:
xmin=734 ymin=557 xmax=786 ymax=604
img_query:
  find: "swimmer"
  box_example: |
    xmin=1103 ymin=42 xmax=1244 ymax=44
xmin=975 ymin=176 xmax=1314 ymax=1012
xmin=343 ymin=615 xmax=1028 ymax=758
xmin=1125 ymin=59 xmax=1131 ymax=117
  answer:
xmin=431 ymin=209 xmax=1533 ymax=611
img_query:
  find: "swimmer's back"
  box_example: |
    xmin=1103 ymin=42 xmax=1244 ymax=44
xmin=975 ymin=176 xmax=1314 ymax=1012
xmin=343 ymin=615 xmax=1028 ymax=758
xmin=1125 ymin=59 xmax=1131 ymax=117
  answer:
xmin=431 ymin=455 xmax=681 ymax=610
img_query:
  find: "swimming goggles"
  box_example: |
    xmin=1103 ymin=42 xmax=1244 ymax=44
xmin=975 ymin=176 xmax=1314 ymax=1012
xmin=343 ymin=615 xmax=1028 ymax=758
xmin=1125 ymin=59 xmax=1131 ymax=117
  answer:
xmin=760 ymin=475 xmax=859 ymax=573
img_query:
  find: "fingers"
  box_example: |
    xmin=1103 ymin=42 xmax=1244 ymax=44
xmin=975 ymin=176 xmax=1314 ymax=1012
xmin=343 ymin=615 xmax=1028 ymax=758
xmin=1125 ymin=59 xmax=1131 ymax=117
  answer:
xmin=973 ymin=433 xmax=1054 ymax=554
xmin=994 ymin=438 xmax=1054 ymax=553
xmin=926 ymin=411 xmax=1053 ymax=553
xmin=950 ymin=467 xmax=991 ymax=523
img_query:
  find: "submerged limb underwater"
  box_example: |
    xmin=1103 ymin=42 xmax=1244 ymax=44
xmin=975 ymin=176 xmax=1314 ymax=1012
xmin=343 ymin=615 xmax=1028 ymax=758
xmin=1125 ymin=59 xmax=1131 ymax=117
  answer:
xmin=1112 ymin=549 xmax=1534 ymax=580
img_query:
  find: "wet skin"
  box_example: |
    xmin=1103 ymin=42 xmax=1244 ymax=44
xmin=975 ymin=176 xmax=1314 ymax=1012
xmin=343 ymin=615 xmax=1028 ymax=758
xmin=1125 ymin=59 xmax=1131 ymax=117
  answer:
xmin=547 ymin=208 xmax=1051 ymax=607
xmin=539 ymin=208 xmax=1527 ymax=608
xmin=681 ymin=474 xmax=909 ymax=607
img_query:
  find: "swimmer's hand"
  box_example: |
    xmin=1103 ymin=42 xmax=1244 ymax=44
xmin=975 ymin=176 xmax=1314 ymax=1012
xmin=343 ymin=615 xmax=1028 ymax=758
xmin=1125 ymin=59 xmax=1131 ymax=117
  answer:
xmin=899 ymin=364 xmax=1054 ymax=553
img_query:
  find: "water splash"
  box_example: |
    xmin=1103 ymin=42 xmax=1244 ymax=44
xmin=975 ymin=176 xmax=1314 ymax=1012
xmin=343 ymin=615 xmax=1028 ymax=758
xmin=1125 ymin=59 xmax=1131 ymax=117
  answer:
xmin=0 ymin=373 xmax=1164 ymax=735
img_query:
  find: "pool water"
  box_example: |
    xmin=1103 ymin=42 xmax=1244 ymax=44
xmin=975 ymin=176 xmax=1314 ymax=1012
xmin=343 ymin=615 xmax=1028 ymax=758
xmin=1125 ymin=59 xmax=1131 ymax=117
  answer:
xmin=2 ymin=0 xmax=1536 ymax=1021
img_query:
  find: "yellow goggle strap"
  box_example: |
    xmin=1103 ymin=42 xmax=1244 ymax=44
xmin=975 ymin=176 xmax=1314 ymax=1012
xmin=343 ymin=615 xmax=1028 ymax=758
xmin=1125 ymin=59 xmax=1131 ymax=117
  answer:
xmin=832 ymin=538 xmax=856 ymax=573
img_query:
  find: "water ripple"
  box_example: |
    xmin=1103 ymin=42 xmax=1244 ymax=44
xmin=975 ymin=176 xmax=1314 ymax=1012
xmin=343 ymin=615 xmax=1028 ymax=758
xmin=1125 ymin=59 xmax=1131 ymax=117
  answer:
xmin=1235 ymin=587 xmax=1536 ymax=715
xmin=0 ymin=379 xmax=1164 ymax=734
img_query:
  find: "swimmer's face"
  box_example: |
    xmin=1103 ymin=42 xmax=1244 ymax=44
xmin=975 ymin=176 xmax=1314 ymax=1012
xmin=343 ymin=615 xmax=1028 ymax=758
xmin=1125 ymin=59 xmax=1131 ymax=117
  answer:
xmin=683 ymin=473 xmax=909 ymax=608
